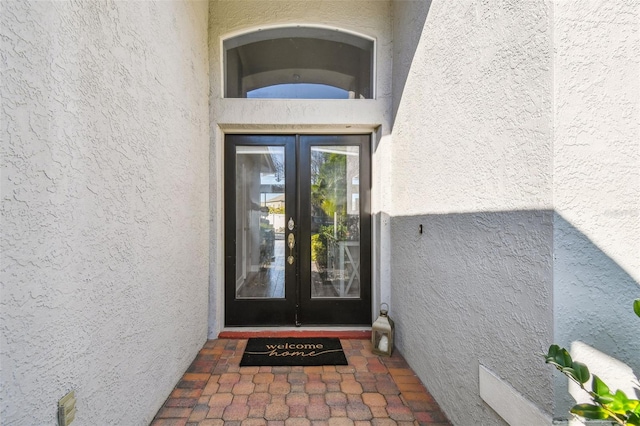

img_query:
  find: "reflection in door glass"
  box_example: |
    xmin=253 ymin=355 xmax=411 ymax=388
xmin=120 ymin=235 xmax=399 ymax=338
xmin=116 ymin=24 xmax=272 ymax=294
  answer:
xmin=235 ymin=146 xmax=285 ymax=299
xmin=310 ymin=146 xmax=360 ymax=299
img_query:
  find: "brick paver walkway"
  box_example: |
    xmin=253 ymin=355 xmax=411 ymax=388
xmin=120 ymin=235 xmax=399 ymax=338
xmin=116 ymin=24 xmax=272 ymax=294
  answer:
xmin=152 ymin=339 xmax=451 ymax=426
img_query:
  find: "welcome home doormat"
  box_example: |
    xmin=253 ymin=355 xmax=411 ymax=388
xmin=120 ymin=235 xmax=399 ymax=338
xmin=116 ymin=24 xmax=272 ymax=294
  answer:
xmin=240 ymin=337 xmax=348 ymax=366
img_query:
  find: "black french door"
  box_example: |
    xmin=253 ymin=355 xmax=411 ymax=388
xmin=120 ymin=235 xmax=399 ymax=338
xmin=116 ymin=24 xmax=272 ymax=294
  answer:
xmin=224 ymin=134 xmax=371 ymax=326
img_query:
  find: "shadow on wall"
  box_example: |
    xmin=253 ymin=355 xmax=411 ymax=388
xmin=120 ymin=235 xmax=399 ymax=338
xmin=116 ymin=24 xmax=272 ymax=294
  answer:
xmin=553 ymin=212 xmax=640 ymax=417
xmin=391 ymin=0 xmax=432 ymax=125
xmin=389 ymin=210 xmax=554 ymax=425
xmin=388 ymin=210 xmax=639 ymax=425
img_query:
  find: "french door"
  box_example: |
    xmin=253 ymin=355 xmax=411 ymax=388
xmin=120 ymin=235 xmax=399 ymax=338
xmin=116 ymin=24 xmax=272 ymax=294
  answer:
xmin=224 ymin=134 xmax=371 ymax=326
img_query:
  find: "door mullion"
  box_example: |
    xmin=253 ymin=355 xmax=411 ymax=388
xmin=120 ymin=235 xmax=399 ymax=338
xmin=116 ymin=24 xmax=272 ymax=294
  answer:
xmin=285 ymin=136 xmax=300 ymax=326
xmin=295 ymin=135 xmax=302 ymax=326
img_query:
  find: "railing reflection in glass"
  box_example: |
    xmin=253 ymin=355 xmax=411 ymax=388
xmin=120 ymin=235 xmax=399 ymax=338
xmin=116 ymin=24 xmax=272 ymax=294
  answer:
xmin=234 ymin=146 xmax=286 ymax=299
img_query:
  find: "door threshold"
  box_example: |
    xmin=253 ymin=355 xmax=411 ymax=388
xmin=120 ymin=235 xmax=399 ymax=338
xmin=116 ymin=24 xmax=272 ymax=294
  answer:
xmin=218 ymin=327 xmax=371 ymax=339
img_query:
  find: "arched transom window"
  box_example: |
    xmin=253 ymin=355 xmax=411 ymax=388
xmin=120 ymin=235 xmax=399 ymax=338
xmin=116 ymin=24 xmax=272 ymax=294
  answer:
xmin=224 ymin=26 xmax=374 ymax=99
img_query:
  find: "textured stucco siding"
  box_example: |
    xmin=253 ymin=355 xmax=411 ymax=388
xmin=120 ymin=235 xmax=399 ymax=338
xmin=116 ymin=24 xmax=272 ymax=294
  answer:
xmin=391 ymin=0 xmax=553 ymax=216
xmin=1 ymin=1 xmax=210 ymax=424
xmin=391 ymin=212 xmax=554 ymax=425
xmin=207 ymin=0 xmax=393 ymax=335
xmin=553 ymin=0 xmax=640 ymax=418
xmin=390 ymin=1 xmax=554 ymax=424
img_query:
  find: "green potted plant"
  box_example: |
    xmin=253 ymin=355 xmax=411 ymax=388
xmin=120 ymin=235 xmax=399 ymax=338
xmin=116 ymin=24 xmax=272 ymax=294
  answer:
xmin=544 ymin=299 xmax=640 ymax=425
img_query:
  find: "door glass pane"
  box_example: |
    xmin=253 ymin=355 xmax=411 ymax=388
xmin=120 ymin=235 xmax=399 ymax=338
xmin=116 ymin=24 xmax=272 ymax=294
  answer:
xmin=310 ymin=146 xmax=361 ymax=298
xmin=235 ymin=146 xmax=286 ymax=299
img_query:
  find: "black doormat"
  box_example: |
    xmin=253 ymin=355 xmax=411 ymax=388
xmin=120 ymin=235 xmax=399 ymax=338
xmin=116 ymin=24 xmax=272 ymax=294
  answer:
xmin=240 ymin=337 xmax=348 ymax=366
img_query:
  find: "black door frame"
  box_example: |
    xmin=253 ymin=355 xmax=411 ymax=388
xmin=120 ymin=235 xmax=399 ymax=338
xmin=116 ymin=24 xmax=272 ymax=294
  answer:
xmin=224 ymin=134 xmax=371 ymax=326
xmin=297 ymin=135 xmax=371 ymax=325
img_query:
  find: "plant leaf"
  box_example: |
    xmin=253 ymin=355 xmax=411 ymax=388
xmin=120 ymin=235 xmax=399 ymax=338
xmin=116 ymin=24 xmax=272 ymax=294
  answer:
xmin=627 ymin=414 xmax=640 ymax=426
xmin=594 ymin=394 xmax=615 ymax=405
xmin=562 ymin=367 xmax=579 ymax=382
xmin=545 ymin=345 xmax=567 ymax=370
xmin=592 ymin=377 xmax=615 ymax=405
xmin=570 ymin=404 xmax=610 ymax=420
xmin=607 ymin=389 xmax=632 ymax=413
xmin=622 ymin=398 xmax=640 ymax=415
xmin=592 ymin=375 xmax=611 ymax=396
xmin=571 ymin=361 xmax=590 ymax=384
xmin=615 ymin=389 xmax=629 ymax=398
xmin=627 ymin=412 xmax=640 ymax=426
xmin=545 ymin=345 xmax=560 ymax=363
xmin=553 ymin=347 xmax=573 ymax=368
xmin=561 ymin=366 xmax=574 ymax=376
xmin=634 ymin=299 xmax=640 ymax=318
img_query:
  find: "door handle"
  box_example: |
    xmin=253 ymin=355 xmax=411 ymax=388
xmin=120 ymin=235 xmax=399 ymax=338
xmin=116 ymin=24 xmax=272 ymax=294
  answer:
xmin=287 ymin=233 xmax=295 ymax=265
xmin=287 ymin=217 xmax=295 ymax=264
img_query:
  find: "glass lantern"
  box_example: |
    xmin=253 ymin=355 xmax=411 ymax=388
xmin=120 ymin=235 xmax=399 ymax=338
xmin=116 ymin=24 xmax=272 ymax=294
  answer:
xmin=371 ymin=303 xmax=394 ymax=356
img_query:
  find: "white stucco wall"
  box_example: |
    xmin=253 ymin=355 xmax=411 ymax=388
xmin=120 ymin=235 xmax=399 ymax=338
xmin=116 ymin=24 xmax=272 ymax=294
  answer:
xmin=553 ymin=0 xmax=640 ymax=419
xmin=390 ymin=1 xmax=554 ymax=424
xmin=207 ymin=0 xmax=394 ymax=335
xmin=1 ymin=1 xmax=210 ymax=424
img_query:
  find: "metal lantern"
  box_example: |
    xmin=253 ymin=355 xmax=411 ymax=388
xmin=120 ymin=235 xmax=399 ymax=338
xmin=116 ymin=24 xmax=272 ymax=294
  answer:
xmin=371 ymin=303 xmax=394 ymax=356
